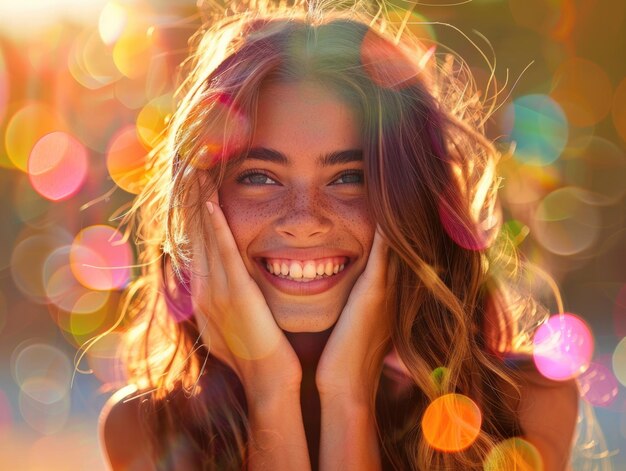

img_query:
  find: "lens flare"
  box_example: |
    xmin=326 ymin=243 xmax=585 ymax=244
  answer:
xmin=421 ymin=393 xmax=482 ymax=452
xmin=502 ymin=94 xmax=568 ymax=166
xmin=483 ymin=437 xmax=543 ymax=471
xmin=188 ymin=93 xmax=250 ymax=169
xmin=28 ymin=131 xmax=88 ymax=201
xmin=532 ymin=313 xmax=593 ymax=381
xmin=360 ymin=29 xmax=431 ymax=90
xmin=70 ymin=225 xmax=132 ymax=291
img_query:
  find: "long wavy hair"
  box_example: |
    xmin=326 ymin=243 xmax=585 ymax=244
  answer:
xmin=112 ymin=1 xmax=556 ymax=469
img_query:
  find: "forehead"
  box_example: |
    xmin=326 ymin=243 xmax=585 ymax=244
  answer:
xmin=251 ymin=81 xmax=362 ymax=161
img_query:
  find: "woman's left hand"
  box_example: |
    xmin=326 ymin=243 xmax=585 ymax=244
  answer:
xmin=315 ymin=228 xmax=392 ymax=405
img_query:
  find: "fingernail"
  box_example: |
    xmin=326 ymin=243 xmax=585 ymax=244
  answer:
xmin=206 ymin=201 xmax=214 ymax=214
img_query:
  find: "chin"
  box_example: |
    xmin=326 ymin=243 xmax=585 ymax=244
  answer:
xmin=270 ymin=304 xmax=341 ymax=333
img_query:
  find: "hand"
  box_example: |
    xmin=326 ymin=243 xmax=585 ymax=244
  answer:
xmin=191 ymin=193 xmax=302 ymax=399
xmin=315 ymin=228 xmax=392 ymax=405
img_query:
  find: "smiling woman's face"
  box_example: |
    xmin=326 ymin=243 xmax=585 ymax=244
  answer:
xmin=218 ymin=81 xmax=375 ymax=332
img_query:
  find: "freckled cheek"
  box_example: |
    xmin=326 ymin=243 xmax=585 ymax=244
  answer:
xmin=332 ymin=198 xmax=376 ymax=251
xmin=218 ymin=198 xmax=272 ymax=253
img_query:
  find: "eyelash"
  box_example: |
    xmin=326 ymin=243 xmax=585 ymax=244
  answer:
xmin=235 ymin=169 xmax=364 ymax=186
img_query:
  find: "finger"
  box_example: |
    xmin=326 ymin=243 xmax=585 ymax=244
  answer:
xmin=363 ymin=226 xmax=389 ymax=275
xmin=205 ymin=199 xmax=250 ymax=277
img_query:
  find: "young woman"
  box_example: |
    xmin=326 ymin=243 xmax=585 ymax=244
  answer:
xmin=99 ymin=1 xmax=581 ymax=469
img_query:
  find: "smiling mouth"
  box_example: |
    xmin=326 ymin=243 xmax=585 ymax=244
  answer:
xmin=261 ymin=257 xmax=349 ymax=283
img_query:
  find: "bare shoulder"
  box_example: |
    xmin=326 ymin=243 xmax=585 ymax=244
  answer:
xmin=515 ymin=366 xmax=580 ymax=471
xmin=99 ymin=385 xmax=155 ymax=471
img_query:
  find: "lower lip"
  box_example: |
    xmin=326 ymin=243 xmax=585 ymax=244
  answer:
xmin=256 ymin=260 xmax=351 ymax=296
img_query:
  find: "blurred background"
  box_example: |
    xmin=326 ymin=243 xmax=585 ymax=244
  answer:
xmin=0 ymin=0 xmax=624 ymax=469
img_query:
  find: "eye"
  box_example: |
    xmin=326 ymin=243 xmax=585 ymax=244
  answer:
xmin=331 ymin=170 xmax=364 ymax=185
xmin=236 ymin=170 xmax=278 ymax=185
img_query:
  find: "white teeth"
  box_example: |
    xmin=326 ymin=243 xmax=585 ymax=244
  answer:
xmin=264 ymin=258 xmax=348 ymax=281
xmin=302 ymin=262 xmax=317 ymax=279
xmin=289 ymin=262 xmax=303 ymax=279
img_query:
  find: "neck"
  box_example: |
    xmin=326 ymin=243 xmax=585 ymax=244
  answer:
xmin=283 ymin=327 xmax=334 ymax=471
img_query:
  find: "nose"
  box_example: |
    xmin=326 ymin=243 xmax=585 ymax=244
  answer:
xmin=274 ymin=189 xmax=332 ymax=240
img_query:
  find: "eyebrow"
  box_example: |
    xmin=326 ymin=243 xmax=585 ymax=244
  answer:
xmin=245 ymin=147 xmax=363 ymax=167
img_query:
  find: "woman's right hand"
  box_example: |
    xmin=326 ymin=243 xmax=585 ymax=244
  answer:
xmin=190 ymin=193 xmax=302 ymax=399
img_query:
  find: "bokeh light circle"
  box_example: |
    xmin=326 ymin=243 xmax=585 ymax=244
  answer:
xmin=106 ymin=125 xmax=149 ymax=194
xmin=11 ymin=232 xmax=72 ymax=302
xmin=578 ymin=361 xmax=619 ymax=407
xmin=28 ymin=131 xmax=88 ymax=201
xmin=483 ymin=437 xmax=543 ymax=471
xmin=43 ymin=245 xmax=110 ymax=314
xmin=613 ymin=337 xmax=626 ymax=388
xmin=136 ymin=94 xmax=173 ymax=148
xmin=13 ymin=343 xmax=72 ymax=404
xmin=70 ymin=225 xmax=132 ymax=291
xmin=4 ymin=102 xmax=66 ymax=171
xmin=502 ymin=94 xmax=568 ymax=166
xmin=532 ymin=313 xmax=593 ymax=381
xmin=532 ymin=187 xmax=600 ymax=256
xmin=560 ymin=137 xmax=626 ymax=205
xmin=421 ymin=393 xmax=482 ymax=452
xmin=99 ymin=1 xmax=127 ymax=45
xmin=113 ymin=29 xmax=154 ymax=79
xmin=551 ymin=57 xmax=613 ymax=127
xmin=19 ymin=389 xmax=70 ymax=435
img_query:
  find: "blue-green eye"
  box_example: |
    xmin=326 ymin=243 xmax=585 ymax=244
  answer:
xmin=333 ymin=170 xmax=364 ymax=185
xmin=236 ymin=170 xmax=278 ymax=185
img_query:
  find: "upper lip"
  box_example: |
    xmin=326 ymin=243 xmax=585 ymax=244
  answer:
xmin=253 ymin=247 xmax=358 ymax=262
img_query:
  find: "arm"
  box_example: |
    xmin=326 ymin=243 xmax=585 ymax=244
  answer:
xmin=316 ymin=229 xmax=390 ymax=470
xmin=201 ymin=198 xmax=311 ymax=470
xmin=246 ymin=386 xmax=311 ymax=471
xmin=517 ymin=371 xmax=579 ymax=471
xmin=318 ymin=394 xmax=381 ymax=471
